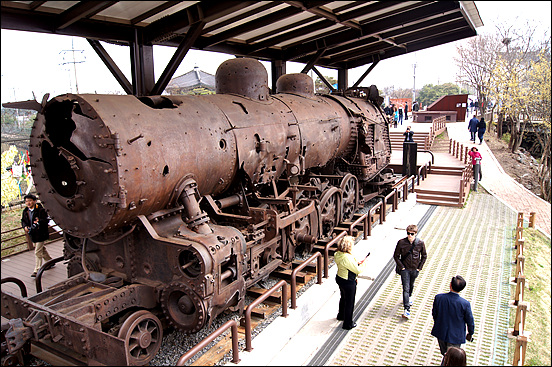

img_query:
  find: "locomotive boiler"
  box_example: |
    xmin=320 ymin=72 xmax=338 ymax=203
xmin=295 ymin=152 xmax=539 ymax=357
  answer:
xmin=1 ymin=58 xmax=393 ymax=365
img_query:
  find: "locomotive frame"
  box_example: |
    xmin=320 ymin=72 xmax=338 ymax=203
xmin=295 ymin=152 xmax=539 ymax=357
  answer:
xmin=1 ymin=58 xmax=395 ymax=365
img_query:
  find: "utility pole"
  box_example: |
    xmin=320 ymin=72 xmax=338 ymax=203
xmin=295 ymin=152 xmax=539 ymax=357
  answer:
xmin=412 ymin=62 xmax=416 ymax=103
xmin=59 ymin=38 xmax=85 ymax=93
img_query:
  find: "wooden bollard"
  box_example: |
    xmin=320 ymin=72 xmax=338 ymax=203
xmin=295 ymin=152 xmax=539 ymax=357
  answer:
xmin=515 ymin=238 xmax=524 ymax=261
xmin=513 ymin=275 xmax=525 ymax=306
xmin=513 ymin=335 xmax=528 ymax=366
xmin=512 ymin=301 xmax=528 ymax=336
xmin=517 ymin=212 xmax=524 ymax=228
xmin=514 ymin=254 xmax=525 ymax=281
xmin=529 ymin=212 xmax=536 ymax=228
xmin=514 ymin=227 xmax=523 ymax=248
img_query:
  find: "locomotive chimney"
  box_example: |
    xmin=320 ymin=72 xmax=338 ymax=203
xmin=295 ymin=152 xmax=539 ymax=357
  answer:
xmin=276 ymin=73 xmax=314 ymax=98
xmin=215 ymin=58 xmax=270 ymax=101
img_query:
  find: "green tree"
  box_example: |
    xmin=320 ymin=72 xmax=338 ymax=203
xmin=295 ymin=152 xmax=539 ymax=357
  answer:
xmin=315 ymin=76 xmax=337 ymax=94
xmin=416 ymin=83 xmax=468 ymax=108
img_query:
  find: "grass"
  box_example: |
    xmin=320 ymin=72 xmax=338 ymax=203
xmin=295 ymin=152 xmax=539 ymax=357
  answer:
xmin=508 ymin=227 xmax=551 ymax=366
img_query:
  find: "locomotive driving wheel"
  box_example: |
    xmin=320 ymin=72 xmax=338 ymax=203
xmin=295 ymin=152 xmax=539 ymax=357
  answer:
xmin=160 ymin=282 xmax=207 ymax=333
xmin=340 ymin=174 xmax=359 ymax=222
xmin=117 ymin=310 xmax=163 ymax=366
xmin=319 ymin=187 xmax=342 ymax=238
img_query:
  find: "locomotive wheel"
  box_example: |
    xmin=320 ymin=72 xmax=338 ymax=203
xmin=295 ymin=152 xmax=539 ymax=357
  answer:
xmin=117 ymin=310 xmax=163 ymax=366
xmin=160 ymin=282 xmax=207 ymax=333
xmin=319 ymin=187 xmax=342 ymax=238
xmin=340 ymin=174 xmax=359 ymax=222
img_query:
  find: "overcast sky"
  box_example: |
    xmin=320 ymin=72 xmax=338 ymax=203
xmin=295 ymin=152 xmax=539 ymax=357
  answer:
xmin=1 ymin=1 xmax=550 ymax=105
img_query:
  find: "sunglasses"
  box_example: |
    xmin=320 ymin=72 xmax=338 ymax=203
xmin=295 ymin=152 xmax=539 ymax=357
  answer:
xmin=407 ymin=232 xmax=416 ymax=236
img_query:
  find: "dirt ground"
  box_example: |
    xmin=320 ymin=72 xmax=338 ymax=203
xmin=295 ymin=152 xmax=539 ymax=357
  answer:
xmin=484 ymin=131 xmax=543 ymax=198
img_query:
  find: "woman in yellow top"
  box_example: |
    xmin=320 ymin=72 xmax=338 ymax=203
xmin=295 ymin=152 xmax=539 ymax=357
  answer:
xmin=334 ymin=235 xmax=368 ymax=330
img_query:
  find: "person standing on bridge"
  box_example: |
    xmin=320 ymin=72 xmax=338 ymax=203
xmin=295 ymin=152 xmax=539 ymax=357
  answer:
xmin=335 ymin=235 xmax=368 ymax=330
xmin=431 ymin=275 xmax=475 ymax=357
xmin=21 ymin=194 xmax=52 ymax=277
xmin=468 ymin=114 xmax=479 ymax=142
xmin=393 ymin=224 xmax=427 ymax=319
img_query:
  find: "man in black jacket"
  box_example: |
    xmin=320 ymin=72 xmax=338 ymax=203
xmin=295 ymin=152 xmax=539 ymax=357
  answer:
xmin=21 ymin=194 xmax=51 ymax=277
xmin=393 ymin=224 xmax=427 ymax=319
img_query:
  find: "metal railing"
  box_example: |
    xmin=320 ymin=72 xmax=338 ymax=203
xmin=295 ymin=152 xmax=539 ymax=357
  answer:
xmin=176 ymin=320 xmax=240 ymax=365
xmin=1 ymin=223 xmax=63 ymax=258
xmin=244 ymin=279 xmax=288 ymax=351
xmin=290 ymin=252 xmax=323 ymax=309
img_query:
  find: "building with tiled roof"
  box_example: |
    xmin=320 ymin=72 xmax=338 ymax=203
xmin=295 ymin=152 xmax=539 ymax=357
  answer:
xmin=165 ymin=66 xmax=215 ymax=95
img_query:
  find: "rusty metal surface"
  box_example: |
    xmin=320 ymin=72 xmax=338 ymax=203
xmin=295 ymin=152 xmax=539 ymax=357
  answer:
xmin=2 ymin=58 xmax=394 ymax=366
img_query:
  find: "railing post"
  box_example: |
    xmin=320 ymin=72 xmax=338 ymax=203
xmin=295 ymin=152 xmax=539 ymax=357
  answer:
xmin=176 ymin=320 xmax=240 ymax=365
xmin=528 ymin=212 xmax=536 ymax=228
xmin=514 ymin=238 xmax=524 ymax=262
xmin=291 ymin=252 xmax=323 ymax=309
xmin=244 ymin=280 xmax=288 ymax=352
xmin=513 ymin=275 xmax=525 ymax=306
xmin=514 ymin=254 xmax=525 ymax=281
xmin=512 ymin=301 xmax=528 ymax=337
xmin=517 ymin=212 xmax=524 ymax=228
xmin=449 ymin=138 xmax=452 ymax=154
xmin=324 ymin=231 xmax=346 ymax=279
xmin=512 ymin=335 xmax=528 ymax=366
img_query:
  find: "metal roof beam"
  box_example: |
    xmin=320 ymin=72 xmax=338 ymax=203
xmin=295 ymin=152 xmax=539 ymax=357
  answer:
xmin=248 ymin=1 xmax=399 ymax=54
xmin=352 ymin=59 xmax=379 ymax=88
xmin=130 ymin=1 xmax=181 ymax=25
xmin=151 ymin=20 xmax=206 ymax=95
xmin=145 ymin=1 xmax=256 ymax=43
xmin=283 ymin=1 xmax=461 ymax=60
xmin=87 ymin=39 xmax=133 ymax=95
xmin=197 ymin=6 xmax=305 ymax=48
xmin=312 ymin=66 xmax=335 ymax=92
xmin=284 ymin=1 xmax=361 ymax=30
xmin=56 ymin=1 xmax=117 ymax=30
xmin=344 ymin=28 xmax=476 ymax=70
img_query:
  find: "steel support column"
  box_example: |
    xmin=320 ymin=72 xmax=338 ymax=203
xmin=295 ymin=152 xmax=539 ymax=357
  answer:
xmin=271 ymin=59 xmax=286 ymax=93
xmin=337 ymin=68 xmax=348 ymax=92
xmin=130 ymin=28 xmax=155 ymax=96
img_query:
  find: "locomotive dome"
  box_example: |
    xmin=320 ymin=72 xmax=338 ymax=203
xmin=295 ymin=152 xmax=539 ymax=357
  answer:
xmin=215 ymin=58 xmax=270 ymax=101
xmin=276 ymin=73 xmax=315 ymax=98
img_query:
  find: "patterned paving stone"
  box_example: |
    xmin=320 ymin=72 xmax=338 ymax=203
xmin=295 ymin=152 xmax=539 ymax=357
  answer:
xmin=328 ymin=191 xmax=516 ymax=366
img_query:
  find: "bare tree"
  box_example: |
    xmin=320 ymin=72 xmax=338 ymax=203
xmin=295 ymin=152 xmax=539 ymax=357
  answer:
xmin=455 ymin=33 xmax=502 ymax=124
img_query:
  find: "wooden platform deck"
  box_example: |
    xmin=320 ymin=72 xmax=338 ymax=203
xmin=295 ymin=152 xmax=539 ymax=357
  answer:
xmin=1 ymin=240 xmax=67 ymax=297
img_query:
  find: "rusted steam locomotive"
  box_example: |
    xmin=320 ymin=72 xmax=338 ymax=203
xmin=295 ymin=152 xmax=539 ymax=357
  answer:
xmin=1 ymin=58 xmax=393 ymax=365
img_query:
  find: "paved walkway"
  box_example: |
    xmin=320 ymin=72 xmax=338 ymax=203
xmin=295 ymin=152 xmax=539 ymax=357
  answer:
xmin=445 ymin=121 xmax=551 ymax=236
xmin=228 ymin=118 xmax=549 ymax=367
xmin=327 ymin=191 xmax=516 ymax=366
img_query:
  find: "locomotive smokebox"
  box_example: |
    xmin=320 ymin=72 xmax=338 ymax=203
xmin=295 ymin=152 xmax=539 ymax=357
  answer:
xmin=215 ymin=58 xmax=270 ymax=101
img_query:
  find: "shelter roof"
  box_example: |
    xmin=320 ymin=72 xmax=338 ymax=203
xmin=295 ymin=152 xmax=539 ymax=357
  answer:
xmin=1 ymin=1 xmax=483 ymax=70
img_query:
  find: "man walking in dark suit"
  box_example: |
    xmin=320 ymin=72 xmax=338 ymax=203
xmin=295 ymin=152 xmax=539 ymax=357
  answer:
xmin=431 ymin=275 xmax=475 ymax=356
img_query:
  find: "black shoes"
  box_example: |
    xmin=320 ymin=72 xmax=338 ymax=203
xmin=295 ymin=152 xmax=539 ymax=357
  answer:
xmin=342 ymin=322 xmax=357 ymax=330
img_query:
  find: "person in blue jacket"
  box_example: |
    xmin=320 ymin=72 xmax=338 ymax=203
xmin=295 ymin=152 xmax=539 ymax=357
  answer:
xmin=335 ymin=235 xmax=368 ymax=330
xmin=468 ymin=115 xmax=479 ymax=142
xmin=431 ymin=275 xmax=475 ymax=356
